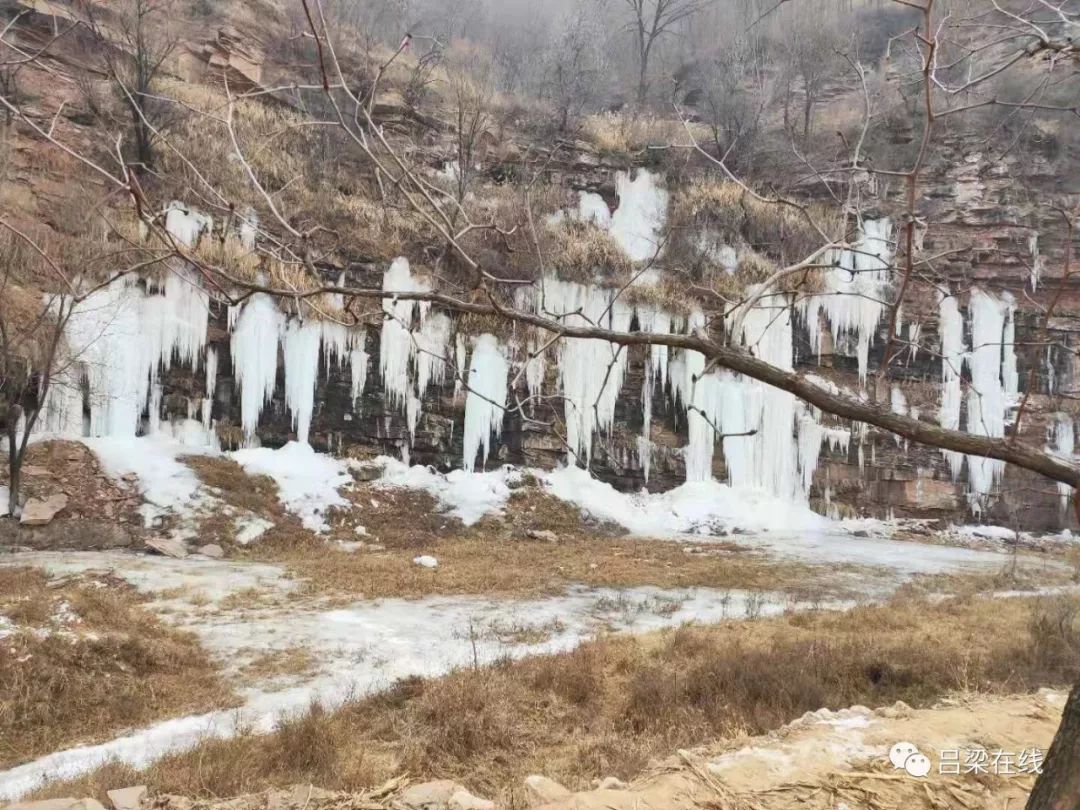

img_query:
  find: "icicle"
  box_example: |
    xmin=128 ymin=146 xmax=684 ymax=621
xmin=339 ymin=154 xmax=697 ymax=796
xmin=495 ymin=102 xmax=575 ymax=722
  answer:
xmin=164 ymin=201 xmax=212 ymax=248
xmin=282 ymin=319 xmax=323 ymax=444
xmin=153 ymin=267 xmax=210 ymax=372
xmin=1002 ymin=292 xmax=1018 ymax=399
xmin=536 ymin=278 xmax=632 ymax=464
xmin=800 ymin=218 xmax=893 ymax=383
xmin=907 ymin=322 xmax=921 ymax=361
xmin=462 ymin=334 xmax=508 ymax=471
xmin=938 ymin=289 xmax=966 ymax=480
xmin=63 ymin=278 xmax=151 ymax=437
xmin=1051 ymin=413 xmax=1075 ymax=515
xmin=454 ymin=333 xmax=468 ymax=399
xmin=797 ymin=413 xmax=825 ymax=495
xmin=524 ymin=338 xmax=547 ymax=408
xmin=350 ymin=332 xmax=369 ymax=408
xmin=147 ymin=383 xmax=162 ymax=434
xmin=406 ymin=394 xmax=422 ymax=440
xmin=965 ymin=287 xmax=1009 ymax=510
xmin=1029 ymin=232 xmax=1043 ymax=291
xmin=379 ymin=258 xmax=431 ymax=415
xmin=415 ymin=312 xmax=452 ymax=398
xmin=230 ymin=293 xmax=283 ymax=438
xmin=320 ymin=321 xmax=351 ymax=371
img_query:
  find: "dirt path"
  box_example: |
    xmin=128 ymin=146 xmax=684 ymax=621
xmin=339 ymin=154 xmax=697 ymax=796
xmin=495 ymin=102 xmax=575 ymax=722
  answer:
xmin=537 ymin=691 xmax=1064 ymax=809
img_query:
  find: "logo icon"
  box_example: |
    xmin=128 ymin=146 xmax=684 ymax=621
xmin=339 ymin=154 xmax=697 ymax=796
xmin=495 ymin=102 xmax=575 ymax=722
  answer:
xmin=889 ymin=741 xmax=931 ymax=777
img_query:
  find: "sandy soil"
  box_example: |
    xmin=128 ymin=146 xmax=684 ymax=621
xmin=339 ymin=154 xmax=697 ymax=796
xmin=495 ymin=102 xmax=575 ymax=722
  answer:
xmin=538 ymin=690 xmax=1064 ymax=809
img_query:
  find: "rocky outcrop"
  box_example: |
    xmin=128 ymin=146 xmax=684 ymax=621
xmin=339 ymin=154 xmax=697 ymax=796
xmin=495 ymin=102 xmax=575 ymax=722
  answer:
xmin=19 ymin=493 xmax=68 ymax=525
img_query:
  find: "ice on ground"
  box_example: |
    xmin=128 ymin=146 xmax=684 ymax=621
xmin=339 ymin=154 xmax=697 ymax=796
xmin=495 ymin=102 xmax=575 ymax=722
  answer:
xmin=235 ymin=516 xmax=275 ymax=546
xmin=952 ymin=524 xmax=1018 ymax=541
xmin=0 ymin=581 xmax=805 ymax=800
xmin=375 ymin=458 xmax=521 ymax=526
xmin=1 ymin=551 xmax=294 ymax=617
xmin=542 ymin=465 xmax=828 ymax=535
xmin=413 ymin=555 xmax=438 ymax=568
xmin=231 ymin=442 xmax=353 ymax=532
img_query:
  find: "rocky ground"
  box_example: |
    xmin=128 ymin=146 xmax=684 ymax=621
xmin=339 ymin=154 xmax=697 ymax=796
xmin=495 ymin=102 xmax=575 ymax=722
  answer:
xmin=5 ymin=690 xmax=1064 ymax=810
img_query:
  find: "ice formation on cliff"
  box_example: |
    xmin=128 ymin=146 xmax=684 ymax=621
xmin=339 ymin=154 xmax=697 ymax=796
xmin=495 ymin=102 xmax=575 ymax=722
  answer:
xmin=801 ymin=218 xmax=893 ymax=383
xmin=462 ymin=334 xmax=508 ymax=472
xmin=936 ymin=286 xmax=1019 ymax=510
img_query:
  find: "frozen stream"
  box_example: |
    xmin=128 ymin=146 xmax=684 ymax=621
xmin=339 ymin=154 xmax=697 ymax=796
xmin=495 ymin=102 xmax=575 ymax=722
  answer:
xmin=0 ymin=536 xmax=1044 ymax=799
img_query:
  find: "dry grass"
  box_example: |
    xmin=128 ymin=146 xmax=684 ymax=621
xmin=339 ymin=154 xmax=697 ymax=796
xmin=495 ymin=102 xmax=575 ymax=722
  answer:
xmin=262 ymin=484 xmax=858 ymax=602
xmin=0 ymin=568 xmax=236 ymax=769
xmin=581 ymin=112 xmax=707 ymax=155
xmin=542 ymin=219 xmax=633 ymax=281
xmin=181 ymin=454 xmax=291 ymax=546
xmin=182 ymin=454 xmax=282 ymax=518
xmin=239 ymin=646 xmax=318 ymax=687
xmin=37 ymin=593 xmax=1080 ymax=805
xmin=669 ymin=179 xmax=843 ymax=276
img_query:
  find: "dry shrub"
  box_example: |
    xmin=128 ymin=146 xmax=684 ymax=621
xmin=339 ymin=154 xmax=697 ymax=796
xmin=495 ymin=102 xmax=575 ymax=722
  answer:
xmin=38 ymin=594 xmax=1080 ymax=804
xmin=0 ymin=569 xmax=235 ymax=769
xmin=1028 ymin=596 xmax=1080 ymax=672
xmin=582 ymin=112 xmax=706 ymax=155
xmin=671 ymin=179 xmax=842 ymax=269
xmin=544 ymin=219 xmax=632 ymax=281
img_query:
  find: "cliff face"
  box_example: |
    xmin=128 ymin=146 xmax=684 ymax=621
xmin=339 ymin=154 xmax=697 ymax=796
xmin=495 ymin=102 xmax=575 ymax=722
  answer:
xmin=180 ymin=128 xmax=1080 ymax=531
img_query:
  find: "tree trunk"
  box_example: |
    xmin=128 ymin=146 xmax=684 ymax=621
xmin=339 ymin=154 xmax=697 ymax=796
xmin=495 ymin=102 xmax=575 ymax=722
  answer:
xmin=6 ymin=417 xmax=19 ymax=518
xmin=1028 ymin=682 xmax=1080 ymax=809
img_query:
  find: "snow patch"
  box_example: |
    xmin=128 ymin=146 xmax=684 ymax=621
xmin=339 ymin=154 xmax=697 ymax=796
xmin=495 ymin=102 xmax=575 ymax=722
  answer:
xmin=231 ymin=442 xmax=353 ymax=532
xmin=375 ymin=457 xmax=520 ymax=526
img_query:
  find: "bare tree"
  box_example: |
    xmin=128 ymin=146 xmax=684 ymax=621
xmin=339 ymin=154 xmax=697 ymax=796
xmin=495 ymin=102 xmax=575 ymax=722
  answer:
xmin=545 ymin=3 xmax=610 ymax=131
xmin=444 ymin=45 xmax=496 ymax=207
xmin=0 ymin=233 xmax=75 ymax=518
xmin=699 ymin=34 xmax=769 ymax=165
xmin=84 ymin=0 xmax=176 ymax=172
xmin=780 ymin=24 xmax=843 ymax=140
xmin=618 ymin=0 xmax=712 ymax=104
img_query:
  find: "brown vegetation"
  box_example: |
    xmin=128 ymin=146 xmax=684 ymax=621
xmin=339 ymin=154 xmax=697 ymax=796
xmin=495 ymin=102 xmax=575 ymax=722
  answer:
xmin=33 ymin=593 xmax=1080 ymax=805
xmin=0 ymin=567 xmax=236 ymax=769
xmin=259 ymin=483 xmax=861 ymax=601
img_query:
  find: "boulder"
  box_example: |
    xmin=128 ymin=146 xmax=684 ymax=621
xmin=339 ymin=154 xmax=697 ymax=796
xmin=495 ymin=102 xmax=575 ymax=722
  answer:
xmin=20 ymin=493 xmax=69 ymax=526
xmin=413 ymin=555 xmax=438 ymax=569
xmin=525 ymin=529 xmax=558 ymax=543
xmin=107 ymin=786 xmax=147 ymax=810
xmin=523 ymin=775 xmax=571 ymax=806
xmin=145 ymin=537 xmax=189 ymax=558
xmin=197 ymin=543 xmax=225 ymax=559
xmin=352 ymin=464 xmax=383 ymax=482
xmin=398 ymin=780 xmax=460 ymax=809
xmin=448 ymin=789 xmax=494 ymax=810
